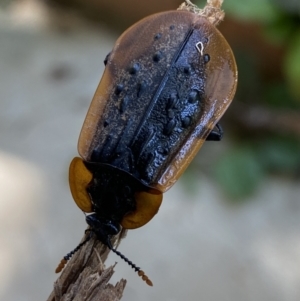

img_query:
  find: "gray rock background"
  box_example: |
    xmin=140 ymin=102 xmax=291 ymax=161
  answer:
xmin=0 ymin=1 xmax=299 ymax=301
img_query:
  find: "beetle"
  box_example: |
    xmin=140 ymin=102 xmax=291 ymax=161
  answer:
xmin=56 ymin=9 xmax=237 ymax=286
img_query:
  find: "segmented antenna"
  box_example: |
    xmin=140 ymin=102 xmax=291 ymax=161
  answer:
xmin=55 ymin=231 xmax=153 ymax=286
xmin=55 ymin=234 xmax=92 ymax=273
xmin=109 ymin=246 xmax=153 ymax=286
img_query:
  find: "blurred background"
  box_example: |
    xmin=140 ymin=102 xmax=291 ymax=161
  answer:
xmin=0 ymin=0 xmax=300 ymax=300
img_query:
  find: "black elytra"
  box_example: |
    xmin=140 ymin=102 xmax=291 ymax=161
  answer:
xmin=56 ymin=9 xmax=237 ymax=286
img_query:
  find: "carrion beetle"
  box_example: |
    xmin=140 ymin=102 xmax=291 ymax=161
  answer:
xmin=56 ymin=6 xmax=237 ymax=286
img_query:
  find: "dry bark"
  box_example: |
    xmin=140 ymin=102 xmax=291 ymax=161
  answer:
xmin=47 ymin=230 xmax=127 ymax=301
xmin=178 ymin=0 xmax=225 ymax=25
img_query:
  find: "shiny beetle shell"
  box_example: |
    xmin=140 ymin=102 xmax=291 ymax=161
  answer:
xmin=70 ymin=10 xmax=237 ymax=232
xmin=78 ymin=11 xmax=237 ymax=193
xmin=59 ymin=9 xmax=238 ymax=284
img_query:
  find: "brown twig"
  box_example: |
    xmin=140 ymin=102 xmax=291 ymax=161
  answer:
xmin=47 ymin=229 xmax=127 ymax=301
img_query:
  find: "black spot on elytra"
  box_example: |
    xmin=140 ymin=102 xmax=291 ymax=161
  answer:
xmin=204 ymin=54 xmax=210 ymax=63
xmin=167 ymin=109 xmax=175 ymax=119
xmin=154 ymin=33 xmax=162 ymax=40
xmin=167 ymin=93 xmax=178 ymax=109
xmin=137 ymin=81 xmax=147 ymax=97
xmin=188 ymin=90 xmax=202 ymax=103
xmin=103 ymin=120 xmax=109 ymax=127
xmin=115 ymin=84 xmax=124 ymax=95
xmin=183 ymin=65 xmax=191 ymax=75
xmin=129 ymin=63 xmax=140 ymax=75
xmin=170 ymin=25 xmax=175 ymax=30
xmin=164 ymin=119 xmax=176 ymax=135
xmin=120 ymin=96 xmax=130 ymax=113
xmin=153 ymin=51 xmax=163 ymax=62
xmin=182 ymin=116 xmax=192 ymax=128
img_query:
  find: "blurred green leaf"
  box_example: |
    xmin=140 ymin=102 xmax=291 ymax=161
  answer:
xmin=264 ymin=82 xmax=299 ymax=108
xmin=214 ymin=138 xmax=300 ymax=200
xmin=257 ymin=137 xmax=300 ymax=173
xmin=264 ymin=13 xmax=296 ymax=44
xmin=234 ymin=51 xmax=263 ymax=104
xmin=214 ymin=148 xmax=265 ymax=201
xmin=222 ymin=0 xmax=279 ymax=22
xmin=283 ymin=30 xmax=300 ymax=100
xmin=273 ymin=0 xmax=300 ymax=15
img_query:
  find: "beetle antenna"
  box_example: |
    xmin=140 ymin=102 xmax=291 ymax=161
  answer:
xmin=55 ymin=230 xmax=153 ymax=286
xmin=108 ymin=245 xmax=153 ymax=286
xmin=55 ymin=234 xmax=92 ymax=273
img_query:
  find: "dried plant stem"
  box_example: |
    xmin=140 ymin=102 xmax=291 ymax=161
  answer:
xmin=47 ymin=230 xmax=127 ymax=301
xmin=178 ymin=0 xmax=225 ymax=25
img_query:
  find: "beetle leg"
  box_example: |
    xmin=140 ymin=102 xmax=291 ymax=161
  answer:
xmin=104 ymin=52 xmax=111 ymax=66
xmin=206 ymin=123 xmax=223 ymax=141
